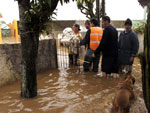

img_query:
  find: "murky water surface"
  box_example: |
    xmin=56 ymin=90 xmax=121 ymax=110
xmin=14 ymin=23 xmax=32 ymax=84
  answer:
xmin=0 ymin=59 xmax=148 ymax=113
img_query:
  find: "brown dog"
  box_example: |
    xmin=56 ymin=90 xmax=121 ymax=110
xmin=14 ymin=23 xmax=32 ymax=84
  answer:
xmin=112 ymin=75 xmax=135 ymax=113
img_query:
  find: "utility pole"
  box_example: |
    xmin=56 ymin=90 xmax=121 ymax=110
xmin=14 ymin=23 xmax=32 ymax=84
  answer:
xmin=0 ymin=13 xmax=3 ymax=44
xmin=102 ymin=0 xmax=105 ymax=17
xmin=143 ymin=6 xmax=147 ymax=21
xmin=96 ymin=0 xmax=100 ymax=26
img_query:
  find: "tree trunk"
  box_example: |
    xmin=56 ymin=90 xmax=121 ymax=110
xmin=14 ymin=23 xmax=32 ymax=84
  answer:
xmin=18 ymin=0 xmax=39 ymax=98
xmin=141 ymin=6 xmax=150 ymax=113
xmin=17 ymin=0 xmax=60 ymax=98
xmin=101 ymin=0 xmax=105 ymax=17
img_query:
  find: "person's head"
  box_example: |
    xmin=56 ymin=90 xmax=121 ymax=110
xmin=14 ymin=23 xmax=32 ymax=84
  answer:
xmin=85 ymin=20 xmax=90 ymax=29
xmin=102 ymin=16 xmax=111 ymax=28
xmin=72 ymin=24 xmax=81 ymax=33
xmin=124 ymin=18 xmax=132 ymax=32
xmin=90 ymin=18 xmax=99 ymax=27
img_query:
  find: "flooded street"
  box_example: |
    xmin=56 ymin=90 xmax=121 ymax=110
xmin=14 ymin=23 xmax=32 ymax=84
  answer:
xmin=0 ymin=59 xmax=148 ymax=113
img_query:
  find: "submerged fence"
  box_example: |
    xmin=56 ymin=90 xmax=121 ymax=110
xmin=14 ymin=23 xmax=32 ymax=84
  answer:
xmin=57 ymin=45 xmax=69 ymax=69
xmin=56 ymin=37 xmax=84 ymax=72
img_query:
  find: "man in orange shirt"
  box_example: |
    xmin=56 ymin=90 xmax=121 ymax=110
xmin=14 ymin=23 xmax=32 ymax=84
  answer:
xmin=80 ymin=18 xmax=103 ymax=72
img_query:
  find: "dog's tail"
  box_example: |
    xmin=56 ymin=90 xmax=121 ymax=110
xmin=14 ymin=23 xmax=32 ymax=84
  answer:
xmin=118 ymin=96 xmax=127 ymax=113
xmin=118 ymin=91 xmax=128 ymax=107
xmin=118 ymin=93 xmax=128 ymax=113
xmin=118 ymin=107 xmax=124 ymax=113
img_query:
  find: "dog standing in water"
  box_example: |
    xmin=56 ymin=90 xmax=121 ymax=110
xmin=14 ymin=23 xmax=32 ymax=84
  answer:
xmin=112 ymin=75 xmax=135 ymax=113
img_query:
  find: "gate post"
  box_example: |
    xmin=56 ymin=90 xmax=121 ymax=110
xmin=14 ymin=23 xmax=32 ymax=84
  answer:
xmin=0 ymin=26 xmax=2 ymax=44
xmin=0 ymin=20 xmax=2 ymax=44
xmin=13 ymin=20 xmax=19 ymax=43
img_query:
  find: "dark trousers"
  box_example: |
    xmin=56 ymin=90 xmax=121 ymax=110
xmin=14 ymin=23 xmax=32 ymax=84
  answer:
xmin=83 ymin=49 xmax=100 ymax=72
xmin=101 ymin=56 xmax=119 ymax=74
xmin=69 ymin=54 xmax=78 ymax=65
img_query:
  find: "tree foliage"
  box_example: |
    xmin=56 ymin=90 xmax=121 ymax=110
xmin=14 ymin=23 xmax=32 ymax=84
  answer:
xmin=77 ymin=0 xmax=105 ymax=19
xmin=15 ymin=0 xmax=75 ymax=34
xmin=133 ymin=21 xmax=146 ymax=33
xmin=77 ymin=0 xmax=96 ymax=19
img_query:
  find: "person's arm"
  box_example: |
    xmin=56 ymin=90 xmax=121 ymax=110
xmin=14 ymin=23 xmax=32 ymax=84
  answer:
xmin=79 ymin=33 xmax=82 ymax=40
xmin=131 ymin=32 xmax=139 ymax=57
xmin=118 ymin=32 xmax=123 ymax=50
xmin=80 ymin=30 xmax=90 ymax=46
xmin=129 ymin=32 xmax=139 ymax=62
xmin=95 ymin=28 xmax=108 ymax=54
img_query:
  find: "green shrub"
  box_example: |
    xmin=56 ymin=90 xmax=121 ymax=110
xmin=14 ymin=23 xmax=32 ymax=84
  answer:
xmin=133 ymin=21 xmax=146 ymax=33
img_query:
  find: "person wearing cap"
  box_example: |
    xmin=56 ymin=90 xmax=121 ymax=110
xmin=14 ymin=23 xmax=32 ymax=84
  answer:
xmin=68 ymin=24 xmax=82 ymax=65
xmin=118 ymin=18 xmax=139 ymax=75
xmin=95 ymin=16 xmax=119 ymax=78
xmin=80 ymin=18 xmax=103 ymax=72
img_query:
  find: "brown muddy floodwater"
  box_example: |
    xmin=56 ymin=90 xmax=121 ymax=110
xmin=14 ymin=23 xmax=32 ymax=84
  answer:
xmin=0 ymin=59 xmax=148 ymax=113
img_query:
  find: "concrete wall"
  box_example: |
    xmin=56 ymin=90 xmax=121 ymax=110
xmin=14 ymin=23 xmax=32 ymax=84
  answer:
xmin=116 ymin=30 xmax=144 ymax=54
xmin=50 ymin=20 xmax=125 ymax=32
xmin=48 ymin=20 xmax=126 ymax=38
xmin=0 ymin=39 xmax=57 ymax=86
xmin=36 ymin=39 xmax=58 ymax=72
xmin=0 ymin=49 xmax=19 ymax=86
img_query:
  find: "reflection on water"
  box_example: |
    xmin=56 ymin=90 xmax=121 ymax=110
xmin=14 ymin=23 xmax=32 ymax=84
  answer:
xmin=0 ymin=59 xmax=148 ymax=113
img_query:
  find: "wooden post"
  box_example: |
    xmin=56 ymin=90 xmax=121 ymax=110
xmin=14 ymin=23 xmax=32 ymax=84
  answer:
xmin=0 ymin=13 xmax=3 ymax=44
xmin=101 ymin=0 xmax=105 ymax=17
xmin=13 ymin=20 xmax=19 ymax=43
xmin=96 ymin=0 xmax=100 ymax=26
xmin=141 ymin=6 xmax=150 ymax=113
xmin=0 ymin=25 xmax=2 ymax=44
xmin=138 ymin=1 xmax=150 ymax=112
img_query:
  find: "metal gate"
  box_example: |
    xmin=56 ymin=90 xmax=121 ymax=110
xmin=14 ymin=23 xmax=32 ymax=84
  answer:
xmin=57 ymin=42 xmax=69 ymax=69
xmin=56 ymin=37 xmax=83 ymax=72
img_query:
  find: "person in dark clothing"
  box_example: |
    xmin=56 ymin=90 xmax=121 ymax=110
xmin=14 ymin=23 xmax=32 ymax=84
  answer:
xmin=118 ymin=18 xmax=139 ymax=75
xmin=80 ymin=18 xmax=103 ymax=72
xmin=96 ymin=16 xmax=119 ymax=78
xmin=85 ymin=20 xmax=90 ymax=30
